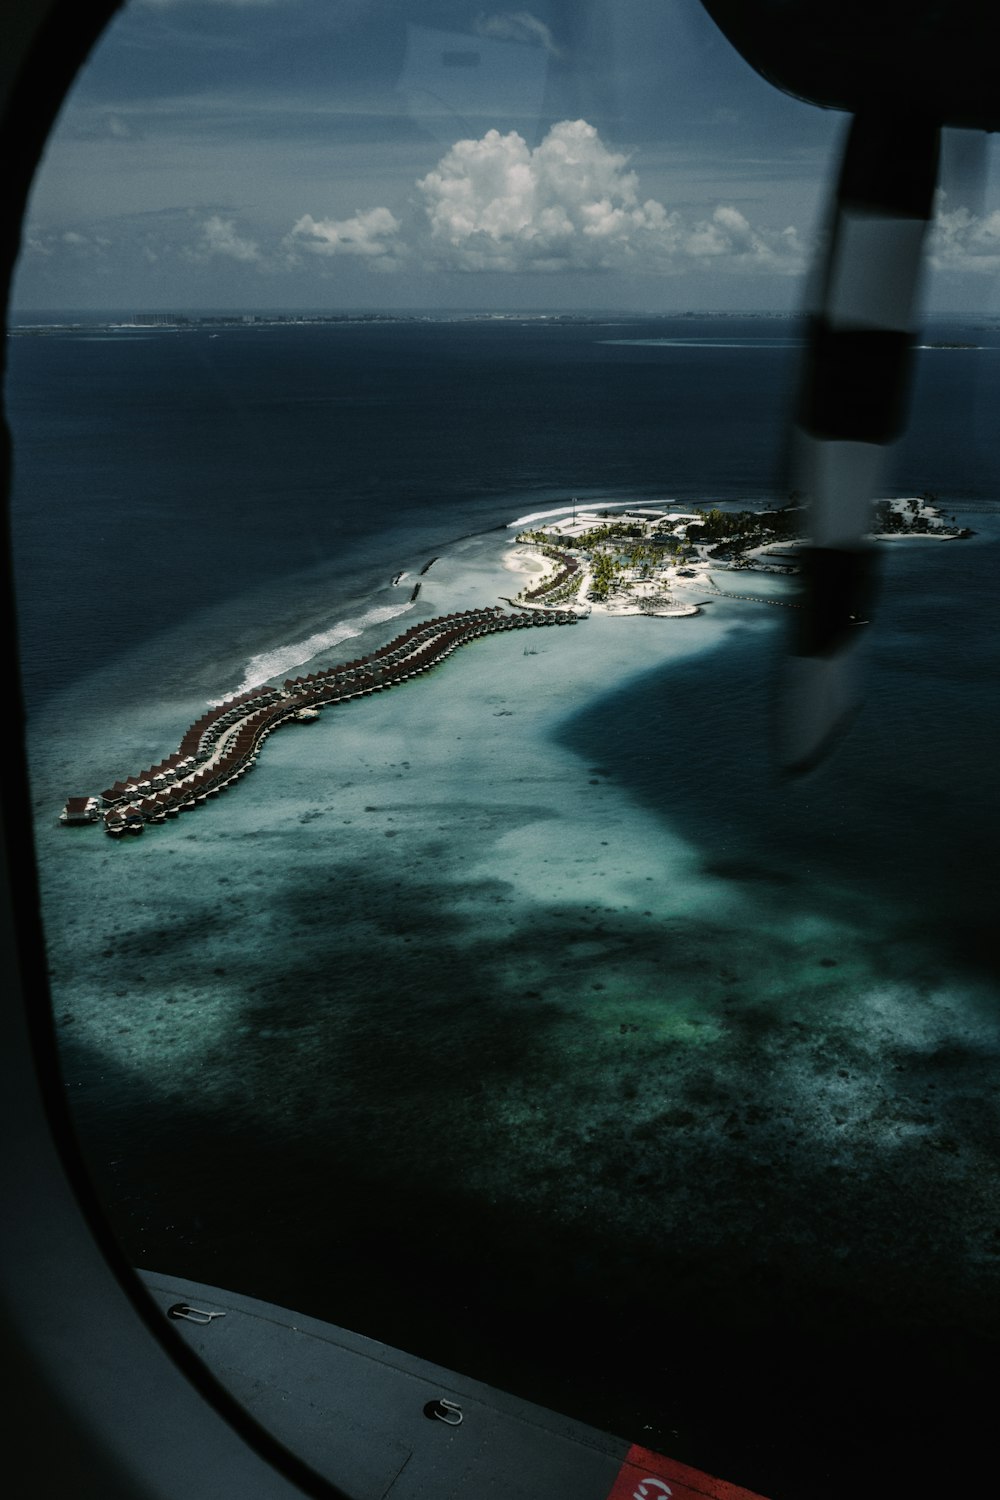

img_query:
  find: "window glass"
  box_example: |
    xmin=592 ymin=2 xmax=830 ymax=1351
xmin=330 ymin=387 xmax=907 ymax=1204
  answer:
xmin=7 ymin=0 xmax=1000 ymax=1483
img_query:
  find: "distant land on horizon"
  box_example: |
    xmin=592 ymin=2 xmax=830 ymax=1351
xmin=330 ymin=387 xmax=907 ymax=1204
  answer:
xmin=8 ymin=307 xmax=806 ymax=326
xmin=9 ymin=307 xmax=996 ymax=330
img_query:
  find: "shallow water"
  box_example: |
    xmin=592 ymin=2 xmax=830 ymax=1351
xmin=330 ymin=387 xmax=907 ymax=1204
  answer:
xmin=31 ymin=522 xmax=1000 ymax=1413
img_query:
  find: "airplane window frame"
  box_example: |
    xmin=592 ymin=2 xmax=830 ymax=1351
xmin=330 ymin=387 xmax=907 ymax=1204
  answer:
xmin=14 ymin=7 xmax=993 ymax=1498
xmin=0 ymin=4 xmax=355 ymax=1496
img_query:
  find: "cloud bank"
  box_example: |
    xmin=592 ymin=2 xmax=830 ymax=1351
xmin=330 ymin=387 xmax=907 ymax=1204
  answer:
xmin=931 ymin=204 xmax=1000 ymax=274
xmin=293 ymin=120 xmax=805 ymax=278
xmin=196 ymin=214 xmax=262 ymax=264
xmin=20 ymin=121 xmax=812 ymax=295
xmin=286 ymin=207 xmax=404 ymax=268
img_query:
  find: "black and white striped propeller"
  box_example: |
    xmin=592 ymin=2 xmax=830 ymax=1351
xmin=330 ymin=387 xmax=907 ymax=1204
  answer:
xmin=698 ymin=2 xmax=995 ymax=770
xmin=779 ymin=111 xmax=939 ymax=769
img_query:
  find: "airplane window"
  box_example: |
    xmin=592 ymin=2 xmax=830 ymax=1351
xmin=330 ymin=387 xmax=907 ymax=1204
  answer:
xmin=6 ymin=2 xmax=1000 ymax=1495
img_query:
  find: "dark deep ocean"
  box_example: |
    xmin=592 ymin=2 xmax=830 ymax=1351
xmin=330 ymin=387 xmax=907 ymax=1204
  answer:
xmin=9 ymin=313 xmax=1000 ymax=710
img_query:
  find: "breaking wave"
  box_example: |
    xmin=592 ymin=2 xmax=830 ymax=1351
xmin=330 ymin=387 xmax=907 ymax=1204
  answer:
xmin=224 ymin=600 xmax=414 ymax=700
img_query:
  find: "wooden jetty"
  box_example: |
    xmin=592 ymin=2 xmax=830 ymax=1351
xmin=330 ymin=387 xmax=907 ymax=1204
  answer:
xmin=63 ymin=606 xmax=579 ymax=836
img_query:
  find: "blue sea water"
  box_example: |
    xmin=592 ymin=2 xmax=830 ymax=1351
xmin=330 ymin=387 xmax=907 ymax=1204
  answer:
xmin=9 ymin=314 xmax=1000 ymax=706
xmin=6 ymin=314 xmax=1000 ymax=1489
xmin=5 ymin=318 xmax=761 ymax=700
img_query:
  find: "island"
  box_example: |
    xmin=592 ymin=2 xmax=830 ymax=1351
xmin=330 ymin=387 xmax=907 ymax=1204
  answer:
xmin=60 ymin=494 xmax=971 ymax=836
xmin=507 ymin=494 xmax=972 ymax=616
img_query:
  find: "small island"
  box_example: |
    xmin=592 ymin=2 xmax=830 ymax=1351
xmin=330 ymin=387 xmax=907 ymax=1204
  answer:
xmin=508 ymin=494 xmax=972 ymax=616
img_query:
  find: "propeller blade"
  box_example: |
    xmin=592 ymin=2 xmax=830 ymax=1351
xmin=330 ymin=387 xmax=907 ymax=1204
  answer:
xmin=777 ymin=111 xmax=939 ymax=772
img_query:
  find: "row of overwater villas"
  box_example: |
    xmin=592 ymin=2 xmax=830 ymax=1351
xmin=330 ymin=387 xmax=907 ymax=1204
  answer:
xmin=522 ymin=549 xmax=580 ymax=603
xmin=60 ymin=607 xmax=578 ymax=836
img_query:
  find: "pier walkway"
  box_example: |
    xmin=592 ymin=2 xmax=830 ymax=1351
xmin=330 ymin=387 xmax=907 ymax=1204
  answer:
xmin=76 ymin=607 xmax=578 ymax=836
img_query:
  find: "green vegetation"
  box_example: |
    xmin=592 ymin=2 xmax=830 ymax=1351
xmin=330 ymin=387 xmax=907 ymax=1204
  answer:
xmin=873 ymin=497 xmax=971 ymax=537
xmin=687 ymin=505 xmax=803 ymax=548
xmin=561 ymin=522 xmax=646 ymax=549
xmin=517 ymin=496 xmax=970 ymax=612
xmin=589 ymin=550 xmax=620 ymax=600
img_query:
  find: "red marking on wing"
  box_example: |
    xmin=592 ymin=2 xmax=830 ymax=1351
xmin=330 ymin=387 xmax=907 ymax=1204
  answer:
xmin=605 ymin=1443 xmax=771 ymax=1500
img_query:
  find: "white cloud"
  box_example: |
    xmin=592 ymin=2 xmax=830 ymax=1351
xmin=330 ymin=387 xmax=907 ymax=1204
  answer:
xmin=15 ymin=206 xmax=283 ymax=302
xmin=412 ymin=120 xmax=802 ymax=276
xmin=24 ymin=231 xmax=54 ymax=258
xmin=930 ymin=203 xmax=1000 ymax=274
xmin=19 ymin=121 xmax=806 ymax=294
xmin=286 ymin=207 xmax=404 ymax=268
xmin=26 ymin=227 xmax=114 ymax=259
xmin=415 ymin=120 xmax=675 ymax=272
xmin=683 ymin=205 xmax=801 ymax=267
xmin=196 ymin=214 xmax=262 ymax=263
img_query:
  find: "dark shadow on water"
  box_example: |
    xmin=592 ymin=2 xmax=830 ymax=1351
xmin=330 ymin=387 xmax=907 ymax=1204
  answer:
xmin=56 ymin=833 xmax=1000 ymax=1499
xmin=556 ymin=555 xmax=1000 ymax=983
xmin=59 ymin=1022 xmax=1000 ymax=1500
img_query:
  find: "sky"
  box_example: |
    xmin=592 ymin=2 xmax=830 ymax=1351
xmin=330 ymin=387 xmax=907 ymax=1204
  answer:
xmin=12 ymin=0 xmax=1000 ymax=314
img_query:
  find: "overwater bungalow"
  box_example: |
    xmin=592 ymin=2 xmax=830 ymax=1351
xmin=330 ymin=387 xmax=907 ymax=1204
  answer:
xmin=60 ymin=795 xmax=101 ymax=825
xmin=78 ymin=606 xmax=579 ymax=835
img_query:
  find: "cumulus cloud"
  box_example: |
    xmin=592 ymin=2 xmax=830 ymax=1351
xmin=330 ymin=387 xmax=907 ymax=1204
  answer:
xmin=683 ymin=205 xmax=801 ymax=267
xmin=930 ymin=203 xmax=1000 ymax=274
xmin=415 ymin=120 xmax=674 ymax=272
xmin=286 ymin=207 xmax=404 ymax=269
xmin=282 ymin=121 xmax=804 ymax=279
xmin=19 ymin=121 xmax=805 ymax=293
xmin=196 ymin=214 xmax=263 ymax=263
xmin=25 ymin=227 xmax=113 ymax=259
xmin=413 ymin=120 xmax=802 ymax=275
xmin=15 ymin=206 xmax=285 ymax=301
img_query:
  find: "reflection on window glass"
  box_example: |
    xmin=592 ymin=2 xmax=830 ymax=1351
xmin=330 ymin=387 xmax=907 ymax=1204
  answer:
xmin=7 ymin=0 xmax=1000 ymax=1486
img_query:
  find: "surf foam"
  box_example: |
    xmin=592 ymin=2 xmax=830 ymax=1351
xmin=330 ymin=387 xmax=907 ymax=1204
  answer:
xmin=223 ymin=600 xmax=414 ymax=700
